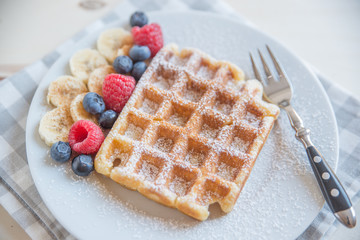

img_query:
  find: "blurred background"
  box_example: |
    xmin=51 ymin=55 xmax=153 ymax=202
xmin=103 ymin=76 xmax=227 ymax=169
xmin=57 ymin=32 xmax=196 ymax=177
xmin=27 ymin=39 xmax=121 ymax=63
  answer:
xmin=0 ymin=0 xmax=359 ymax=239
xmin=1 ymin=0 xmax=359 ymax=96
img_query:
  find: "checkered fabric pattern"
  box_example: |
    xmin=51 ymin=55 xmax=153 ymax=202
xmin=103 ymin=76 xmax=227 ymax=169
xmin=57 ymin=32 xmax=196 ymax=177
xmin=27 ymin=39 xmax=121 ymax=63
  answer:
xmin=0 ymin=0 xmax=359 ymax=239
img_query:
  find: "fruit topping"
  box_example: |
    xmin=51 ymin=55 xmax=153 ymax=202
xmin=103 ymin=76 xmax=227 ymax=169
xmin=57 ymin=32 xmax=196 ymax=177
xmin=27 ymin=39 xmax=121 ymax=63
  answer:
xmin=72 ymin=154 xmax=94 ymax=176
xmin=102 ymin=73 xmax=136 ymax=113
xmin=129 ymin=45 xmax=151 ymax=62
xmin=99 ymin=110 xmax=118 ymax=129
xmin=50 ymin=141 xmax=71 ymax=163
xmin=68 ymin=120 xmax=105 ymax=154
xmin=113 ymin=55 xmax=133 ymax=74
xmin=132 ymin=23 xmax=163 ymax=57
xmin=131 ymin=61 xmax=147 ymax=81
xmin=130 ymin=11 xmax=148 ymax=27
xmin=83 ymin=92 xmax=106 ymax=115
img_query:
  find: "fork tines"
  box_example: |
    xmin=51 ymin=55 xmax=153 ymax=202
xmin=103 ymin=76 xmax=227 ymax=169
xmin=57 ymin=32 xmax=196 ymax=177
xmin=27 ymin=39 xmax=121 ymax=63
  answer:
xmin=249 ymin=46 xmax=288 ymax=85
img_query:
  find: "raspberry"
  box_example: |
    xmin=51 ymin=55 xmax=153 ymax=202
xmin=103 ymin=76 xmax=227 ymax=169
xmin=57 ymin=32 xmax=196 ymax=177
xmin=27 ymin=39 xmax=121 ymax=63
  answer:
xmin=102 ymin=74 xmax=136 ymax=113
xmin=132 ymin=23 xmax=163 ymax=57
xmin=68 ymin=120 xmax=105 ymax=154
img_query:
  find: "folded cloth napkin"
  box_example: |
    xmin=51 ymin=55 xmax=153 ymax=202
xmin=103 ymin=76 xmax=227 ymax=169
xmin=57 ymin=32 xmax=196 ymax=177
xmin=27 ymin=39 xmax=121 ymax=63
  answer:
xmin=1 ymin=0 xmax=359 ymax=239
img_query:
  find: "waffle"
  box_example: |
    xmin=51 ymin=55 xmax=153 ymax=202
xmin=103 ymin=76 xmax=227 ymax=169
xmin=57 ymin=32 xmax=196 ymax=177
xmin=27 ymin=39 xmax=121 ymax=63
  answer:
xmin=94 ymin=44 xmax=280 ymax=221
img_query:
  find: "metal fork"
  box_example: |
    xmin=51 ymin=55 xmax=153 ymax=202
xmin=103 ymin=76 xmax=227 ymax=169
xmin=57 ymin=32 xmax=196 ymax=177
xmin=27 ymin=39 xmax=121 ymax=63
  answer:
xmin=250 ymin=46 xmax=356 ymax=228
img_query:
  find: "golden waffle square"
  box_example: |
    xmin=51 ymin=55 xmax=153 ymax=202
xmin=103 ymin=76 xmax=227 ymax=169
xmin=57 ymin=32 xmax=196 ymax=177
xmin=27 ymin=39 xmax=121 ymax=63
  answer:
xmin=95 ymin=44 xmax=280 ymax=221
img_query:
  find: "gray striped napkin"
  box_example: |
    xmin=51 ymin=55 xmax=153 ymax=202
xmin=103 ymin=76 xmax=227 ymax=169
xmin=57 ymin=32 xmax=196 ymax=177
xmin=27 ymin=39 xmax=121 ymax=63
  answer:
xmin=0 ymin=0 xmax=359 ymax=239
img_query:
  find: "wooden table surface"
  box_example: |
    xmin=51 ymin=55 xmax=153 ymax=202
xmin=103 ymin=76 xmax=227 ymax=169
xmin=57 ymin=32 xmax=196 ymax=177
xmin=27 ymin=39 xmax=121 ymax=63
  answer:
xmin=0 ymin=0 xmax=359 ymax=239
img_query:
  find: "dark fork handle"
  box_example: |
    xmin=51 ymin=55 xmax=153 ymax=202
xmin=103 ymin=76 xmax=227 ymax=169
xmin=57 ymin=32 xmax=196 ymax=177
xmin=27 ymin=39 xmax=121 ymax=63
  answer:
xmin=306 ymin=146 xmax=352 ymax=212
xmin=282 ymin=103 xmax=356 ymax=228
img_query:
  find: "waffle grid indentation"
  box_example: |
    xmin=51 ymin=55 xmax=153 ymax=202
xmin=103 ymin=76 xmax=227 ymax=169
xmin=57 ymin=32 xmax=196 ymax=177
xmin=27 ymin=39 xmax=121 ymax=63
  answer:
xmin=95 ymin=45 xmax=280 ymax=220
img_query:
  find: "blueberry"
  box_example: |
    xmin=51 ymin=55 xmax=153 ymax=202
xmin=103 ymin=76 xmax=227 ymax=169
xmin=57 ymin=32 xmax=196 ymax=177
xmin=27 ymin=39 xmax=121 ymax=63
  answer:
xmin=50 ymin=141 xmax=71 ymax=163
xmin=71 ymin=155 xmax=94 ymax=176
xmin=130 ymin=11 xmax=148 ymax=27
xmin=131 ymin=61 xmax=147 ymax=81
xmin=83 ymin=92 xmax=105 ymax=115
xmin=99 ymin=110 xmax=118 ymax=129
xmin=113 ymin=55 xmax=133 ymax=74
xmin=129 ymin=45 xmax=151 ymax=62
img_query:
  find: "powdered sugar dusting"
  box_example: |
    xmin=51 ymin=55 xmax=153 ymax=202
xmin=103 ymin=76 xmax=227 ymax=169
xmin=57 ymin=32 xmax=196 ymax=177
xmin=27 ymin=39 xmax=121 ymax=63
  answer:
xmin=200 ymin=124 xmax=219 ymax=140
xmin=214 ymin=101 xmax=232 ymax=115
xmin=226 ymin=79 xmax=242 ymax=91
xmin=199 ymin=190 xmax=221 ymax=206
xmin=184 ymin=88 xmax=203 ymax=102
xmin=185 ymin=150 xmax=205 ymax=167
xmin=118 ymin=152 xmax=129 ymax=162
xmin=168 ymin=55 xmax=189 ymax=66
xmin=139 ymin=98 xmax=159 ymax=115
xmin=244 ymin=112 xmax=261 ymax=127
xmin=169 ymin=176 xmax=191 ymax=196
xmin=216 ymin=162 xmax=237 ymax=181
xmin=154 ymin=137 xmax=174 ymax=153
xmin=139 ymin=161 xmax=160 ymax=182
xmin=153 ymin=76 xmax=175 ymax=90
xmin=111 ymin=150 xmax=130 ymax=168
xmin=124 ymin=124 xmax=144 ymax=141
xmin=196 ymin=66 xmax=214 ymax=79
xmin=168 ymin=112 xmax=188 ymax=127
xmin=230 ymin=137 xmax=250 ymax=153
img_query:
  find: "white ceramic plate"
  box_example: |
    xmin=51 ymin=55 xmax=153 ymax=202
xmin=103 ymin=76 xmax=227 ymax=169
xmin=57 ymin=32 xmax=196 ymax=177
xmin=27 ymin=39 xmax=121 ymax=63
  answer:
xmin=26 ymin=11 xmax=338 ymax=240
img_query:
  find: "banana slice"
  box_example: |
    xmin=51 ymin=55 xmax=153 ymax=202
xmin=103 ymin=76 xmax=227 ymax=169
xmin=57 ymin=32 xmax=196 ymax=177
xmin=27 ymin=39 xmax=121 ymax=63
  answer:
xmin=70 ymin=93 xmax=98 ymax=123
xmin=117 ymin=44 xmax=133 ymax=57
xmin=97 ymin=28 xmax=133 ymax=63
xmin=47 ymin=75 xmax=88 ymax=107
xmin=39 ymin=106 xmax=74 ymax=146
xmin=70 ymin=49 xmax=108 ymax=84
xmin=87 ymin=65 xmax=115 ymax=96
